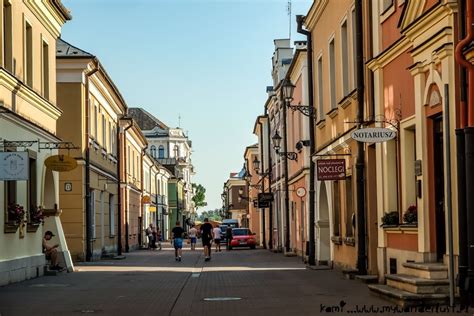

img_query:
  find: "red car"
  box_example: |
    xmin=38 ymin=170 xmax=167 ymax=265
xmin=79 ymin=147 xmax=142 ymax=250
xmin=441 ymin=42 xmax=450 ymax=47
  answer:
xmin=229 ymin=228 xmax=256 ymax=249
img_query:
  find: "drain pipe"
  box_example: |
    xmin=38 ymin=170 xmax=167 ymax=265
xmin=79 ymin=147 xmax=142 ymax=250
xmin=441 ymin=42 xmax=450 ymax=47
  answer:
xmin=296 ymin=15 xmax=316 ymax=266
xmin=264 ymin=107 xmax=274 ymax=250
xmin=455 ymin=0 xmax=468 ymax=308
xmin=455 ymin=0 xmax=474 ymax=302
xmin=355 ymin=0 xmax=367 ymax=275
xmin=121 ymin=117 xmax=134 ymax=252
xmin=140 ymin=144 xmax=148 ymax=247
xmin=258 ymin=119 xmax=267 ymax=249
xmin=85 ymin=59 xmax=99 ymax=262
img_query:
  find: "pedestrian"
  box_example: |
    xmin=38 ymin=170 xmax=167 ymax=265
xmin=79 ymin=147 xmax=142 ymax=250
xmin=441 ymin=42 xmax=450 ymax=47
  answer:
xmin=226 ymin=226 xmax=233 ymax=250
xmin=156 ymin=227 xmax=162 ymax=250
xmin=188 ymin=224 xmax=198 ymax=251
xmin=213 ymin=225 xmax=222 ymax=252
xmin=145 ymin=224 xmax=154 ymax=250
xmin=200 ymin=218 xmax=214 ymax=261
xmin=171 ymin=221 xmax=184 ymax=262
xmin=43 ymin=231 xmax=63 ymax=271
xmin=151 ymin=224 xmax=158 ymax=249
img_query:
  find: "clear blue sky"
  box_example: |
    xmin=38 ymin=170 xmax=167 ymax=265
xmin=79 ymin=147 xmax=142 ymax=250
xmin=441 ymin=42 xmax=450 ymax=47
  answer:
xmin=61 ymin=0 xmax=312 ymax=211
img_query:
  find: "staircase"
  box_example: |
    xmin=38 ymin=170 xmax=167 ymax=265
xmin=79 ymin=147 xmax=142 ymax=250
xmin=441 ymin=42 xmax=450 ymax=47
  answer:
xmin=368 ymin=262 xmax=450 ymax=307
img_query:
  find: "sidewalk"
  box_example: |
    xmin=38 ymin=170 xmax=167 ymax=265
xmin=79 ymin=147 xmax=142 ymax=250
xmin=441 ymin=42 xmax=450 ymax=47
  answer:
xmin=0 ymin=245 xmax=470 ymax=316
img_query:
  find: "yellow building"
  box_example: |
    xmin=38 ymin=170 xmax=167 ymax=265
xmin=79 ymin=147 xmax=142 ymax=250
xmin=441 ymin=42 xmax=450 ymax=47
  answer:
xmin=0 ymin=0 xmax=71 ymax=285
xmin=56 ymin=40 xmax=127 ymax=261
xmin=123 ymin=121 xmax=147 ymax=251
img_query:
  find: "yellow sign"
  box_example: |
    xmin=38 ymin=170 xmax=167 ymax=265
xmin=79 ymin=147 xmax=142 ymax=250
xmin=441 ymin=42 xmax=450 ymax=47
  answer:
xmin=149 ymin=206 xmax=156 ymax=212
xmin=142 ymin=195 xmax=151 ymax=204
xmin=44 ymin=155 xmax=77 ymax=172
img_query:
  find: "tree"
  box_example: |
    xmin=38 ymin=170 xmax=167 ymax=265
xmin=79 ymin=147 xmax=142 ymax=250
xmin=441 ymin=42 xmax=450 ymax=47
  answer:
xmin=192 ymin=183 xmax=207 ymax=210
xmin=198 ymin=209 xmax=222 ymax=222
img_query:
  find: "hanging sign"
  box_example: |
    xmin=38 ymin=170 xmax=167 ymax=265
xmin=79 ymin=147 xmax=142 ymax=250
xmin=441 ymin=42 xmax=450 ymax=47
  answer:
xmin=44 ymin=155 xmax=77 ymax=172
xmin=351 ymin=127 xmax=396 ymax=143
xmin=317 ymin=159 xmax=346 ymax=181
xmin=0 ymin=152 xmax=29 ymax=180
xmin=296 ymin=187 xmax=306 ymax=198
xmin=142 ymin=195 xmax=152 ymax=204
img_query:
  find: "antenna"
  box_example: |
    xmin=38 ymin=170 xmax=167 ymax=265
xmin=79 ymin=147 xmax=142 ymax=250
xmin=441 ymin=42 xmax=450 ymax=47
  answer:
xmin=178 ymin=113 xmax=181 ymax=128
xmin=287 ymin=0 xmax=292 ymax=39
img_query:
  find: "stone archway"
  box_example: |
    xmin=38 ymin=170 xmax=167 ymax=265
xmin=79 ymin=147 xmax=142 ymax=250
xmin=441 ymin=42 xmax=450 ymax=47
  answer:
xmin=317 ymin=181 xmax=330 ymax=264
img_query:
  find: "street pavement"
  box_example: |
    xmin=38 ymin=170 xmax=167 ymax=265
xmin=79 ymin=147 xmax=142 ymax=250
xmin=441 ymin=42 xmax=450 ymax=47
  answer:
xmin=0 ymin=243 xmax=470 ymax=316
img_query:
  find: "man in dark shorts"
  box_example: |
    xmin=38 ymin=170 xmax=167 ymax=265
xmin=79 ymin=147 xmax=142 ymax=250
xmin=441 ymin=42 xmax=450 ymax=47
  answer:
xmin=200 ymin=218 xmax=214 ymax=261
xmin=171 ymin=221 xmax=184 ymax=262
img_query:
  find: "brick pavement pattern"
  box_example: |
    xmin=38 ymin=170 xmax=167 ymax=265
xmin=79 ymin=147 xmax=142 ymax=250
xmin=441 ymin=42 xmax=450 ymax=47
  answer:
xmin=0 ymin=245 xmax=470 ymax=316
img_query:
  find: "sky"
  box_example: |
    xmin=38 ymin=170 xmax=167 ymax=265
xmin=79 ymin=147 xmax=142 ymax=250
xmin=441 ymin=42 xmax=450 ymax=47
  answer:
xmin=61 ymin=0 xmax=313 ymax=212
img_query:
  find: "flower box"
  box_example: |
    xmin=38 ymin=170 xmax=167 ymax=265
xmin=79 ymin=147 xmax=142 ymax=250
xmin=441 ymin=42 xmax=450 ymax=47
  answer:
xmin=27 ymin=222 xmax=41 ymax=232
xmin=4 ymin=222 xmax=18 ymax=234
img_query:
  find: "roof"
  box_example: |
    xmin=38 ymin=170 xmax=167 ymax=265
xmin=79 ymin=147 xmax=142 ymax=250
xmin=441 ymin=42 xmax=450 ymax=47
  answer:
xmin=52 ymin=0 xmax=72 ymax=21
xmin=56 ymin=38 xmax=94 ymax=58
xmin=129 ymin=108 xmax=169 ymax=131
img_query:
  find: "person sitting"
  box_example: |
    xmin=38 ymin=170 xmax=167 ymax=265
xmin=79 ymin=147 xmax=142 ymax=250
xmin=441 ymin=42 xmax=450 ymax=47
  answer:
xmin=43 ymin=231 xmax=63 ymax=271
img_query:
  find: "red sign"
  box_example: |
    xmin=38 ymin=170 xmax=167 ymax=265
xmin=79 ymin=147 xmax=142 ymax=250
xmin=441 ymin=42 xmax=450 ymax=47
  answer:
xmin=317 ymin=159 xmax=346 ymax=181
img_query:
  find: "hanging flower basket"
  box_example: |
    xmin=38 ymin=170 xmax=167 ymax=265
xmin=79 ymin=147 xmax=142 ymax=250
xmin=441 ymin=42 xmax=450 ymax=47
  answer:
xmin=29 ymin=206 xmax=44 ymax=224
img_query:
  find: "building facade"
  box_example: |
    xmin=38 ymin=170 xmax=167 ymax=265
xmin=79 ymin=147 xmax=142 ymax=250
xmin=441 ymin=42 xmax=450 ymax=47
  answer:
xmin=0 ymin=0 xmax=71 ymax=285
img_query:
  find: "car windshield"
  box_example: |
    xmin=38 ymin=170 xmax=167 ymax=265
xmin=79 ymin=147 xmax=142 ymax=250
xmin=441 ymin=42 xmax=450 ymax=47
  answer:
xmin=220 ymin=226 xmax=227 ymax=232
xmin=232 ymin=228 xmax=251 ymax=236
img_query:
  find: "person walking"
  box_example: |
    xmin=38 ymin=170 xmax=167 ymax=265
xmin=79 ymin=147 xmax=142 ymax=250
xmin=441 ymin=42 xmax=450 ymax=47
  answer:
xmin=171 ymin=221 xmax=184 ymax=262
xmin=200 ymin=218 xmax=214 ymax=261
xmin=213 ymin=225 xmax=222 ymax=252
xmin=188 ymin=224 xmax=198 ymax=251
xmin=145 ymin=224 xmax=154 ymax=250
xmin=156 ymin=227 xmax=162 ymax=250
xmin=226 ymin=226 xmax=233 ymax=250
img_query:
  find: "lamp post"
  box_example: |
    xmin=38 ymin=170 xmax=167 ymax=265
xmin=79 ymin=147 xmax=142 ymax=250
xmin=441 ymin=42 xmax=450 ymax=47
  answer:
xmin=273 ymin=78 xmax=297 ymax=253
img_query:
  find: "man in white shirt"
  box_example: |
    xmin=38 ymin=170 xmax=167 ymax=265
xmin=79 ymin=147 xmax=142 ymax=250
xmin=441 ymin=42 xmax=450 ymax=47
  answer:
xmin=213 ymin=226 xmax=222 ymax=252
xmin=188 ymin=224 xmax=198 ymax=251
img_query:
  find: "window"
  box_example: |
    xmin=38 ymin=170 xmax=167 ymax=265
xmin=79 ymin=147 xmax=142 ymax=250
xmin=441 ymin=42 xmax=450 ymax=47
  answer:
xmin=3 ymin=0 xmax=12 ymax=71
xmin=90 ymin=189 xmax=96 ymax=239
xmin=94 ymin=106 xmax=98 ymax=139
xmin=351 ymin=9 xmax=357 ymax=90
xmin=317 ymin=57 xmax=324 ymax=120
xmin=333 ymin=181 xmax=340 ymax=236
xmin=381 ymin=0 xmax=394 ymax=13
xmin=5 ymin=179 xmax=16 ymax=222
xmin=329 ymin=39 xmax=336 ymax=110
xmin=345 ymin=176 xmax=354 ymax=237
xmin=150 ymin=145 xmax=156 ymax=158
xmin=158 ymin=145 xmax=164 ymax=159
xmin=109 ymin=121 xmax=113 ymax=153
xmin=109 ymin=194 xmax=115 ymax=236
xmin=341 ymin=21 xmax=349 ymax=97
xmin=127 ymin=146 xmax=130 ymax=174
xmin=25 ymin=21 xmax=33 ymax=87
xmin=42 ymin=41 xmax=49 ymax=99
xmin=102 ymin=113 xmax=106 ymax=149
xmin=112 ymin=125 xmax=116 ymax=155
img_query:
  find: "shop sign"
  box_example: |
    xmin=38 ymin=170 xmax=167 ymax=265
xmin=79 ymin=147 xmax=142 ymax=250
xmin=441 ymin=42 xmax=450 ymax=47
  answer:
xmin=0 ymin=152 xmax=29 ymax=180
xmin=351 ymin=127 xmax=396 ymax=143
xmin=257 ymin=193 xmax=273 ymax=208
xmin=45 ymin=155 xmax=77 ymax=172
xmin=296 ymin=187 xmax=306 ymax=198
xmin=317 ymin=159 xmax=346 ymax=181
xmin=142 ymin=195 xmax=152 ymax=204
xmin=149 ymin=206 xmax=157 ymax=212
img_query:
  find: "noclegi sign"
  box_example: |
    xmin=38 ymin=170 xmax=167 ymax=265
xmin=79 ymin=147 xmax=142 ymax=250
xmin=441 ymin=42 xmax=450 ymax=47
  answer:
xmin=351 ymin=127 xmax=396 ymax=143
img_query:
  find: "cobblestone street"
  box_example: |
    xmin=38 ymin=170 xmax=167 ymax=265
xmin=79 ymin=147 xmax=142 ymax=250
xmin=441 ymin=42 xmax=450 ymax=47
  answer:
xmin=0 ymin=245 xmax=469 ymax=316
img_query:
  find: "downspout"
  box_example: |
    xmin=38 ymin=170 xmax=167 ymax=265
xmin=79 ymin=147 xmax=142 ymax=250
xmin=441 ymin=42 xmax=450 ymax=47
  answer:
xmin=258 ymin=119 xmax=267 ymax=249
xmin=455 ymin=0 xmax=468 ymax=309
xmin=139 ymin=144 xmax=148 ymax=248
xmin=85 ymin=59 xmax=99 ymax=262
xmin=264 ymin=108 xmax=274 ymax=250
xmin=355 ymin=0 xmax=367 ymax=275
xmin=122 ymin=118 xmax=133 ymax=252
xmin=297 ymin=15 xmax=316 ymax=266
xmin=116 ymin=118 xmax=122 ymax=256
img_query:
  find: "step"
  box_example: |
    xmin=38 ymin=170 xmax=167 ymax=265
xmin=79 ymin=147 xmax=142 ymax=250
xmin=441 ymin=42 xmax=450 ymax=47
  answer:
xmin=342 ymin=268 xmax=358 ymax=280
xmin=402 ymin=262 xmax=448 ymax=280
xmin=385 ymin=274 xmax=449 ymax=294
xmin=368 ymin=284 xmax=449 ymax=308
xmin=355 ymin=274 xmax=378 ymax=284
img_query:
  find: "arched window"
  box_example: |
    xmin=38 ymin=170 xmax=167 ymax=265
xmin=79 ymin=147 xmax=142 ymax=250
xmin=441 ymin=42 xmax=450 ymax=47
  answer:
xmin=158 ymin=145 xmax=165 ymax=159
xmin=150 ymin=145 xmax=156 ymax=158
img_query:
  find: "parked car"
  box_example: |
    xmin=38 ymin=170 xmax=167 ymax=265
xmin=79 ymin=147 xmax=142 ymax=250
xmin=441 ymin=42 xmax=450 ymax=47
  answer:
xmin=222 ymin=219 xmax=239 ymax=228
xmin=219 ymin=225 xmax=228 ymax=244
xmin=229 ymin=228 xmax=256 ymax=249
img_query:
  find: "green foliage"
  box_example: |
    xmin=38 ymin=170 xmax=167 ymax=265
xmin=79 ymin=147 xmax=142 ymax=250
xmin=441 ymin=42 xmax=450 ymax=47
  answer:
xmin=198 ymin=209 xmax=223 ymax=222
xmin=192 ymin=183 xmax=207 ymax=210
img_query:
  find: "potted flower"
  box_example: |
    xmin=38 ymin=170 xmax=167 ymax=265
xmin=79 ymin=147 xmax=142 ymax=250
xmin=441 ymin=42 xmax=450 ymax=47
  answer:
xmin=27 ymin=206 xmax=44 ymax=232
xmin=403 ymin=205 xmax=417 ymax=225
xmin=380 ymin=211 xmax=399 ymax=227
xmin=5 ymin=203 xmax=25 ymax=233
xmin=7 ymin=203 xmax=25 ymax=224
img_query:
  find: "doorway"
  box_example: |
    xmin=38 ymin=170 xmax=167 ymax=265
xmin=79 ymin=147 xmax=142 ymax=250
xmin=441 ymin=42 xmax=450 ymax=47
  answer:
xmin=433 ymin=116 xmax=445 ymax=261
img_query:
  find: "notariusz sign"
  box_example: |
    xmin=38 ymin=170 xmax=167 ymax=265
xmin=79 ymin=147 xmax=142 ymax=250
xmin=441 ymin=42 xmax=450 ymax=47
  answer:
xmin=351 ymin=127 xmax=396 ymax=143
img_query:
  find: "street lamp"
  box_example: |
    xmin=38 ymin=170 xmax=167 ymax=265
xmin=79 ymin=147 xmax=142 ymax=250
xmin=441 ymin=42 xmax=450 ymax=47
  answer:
xmin=273 ymin=131 xmax=297 ymax=161
xmin=282 ymin=78 xmax=296 ymax=102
